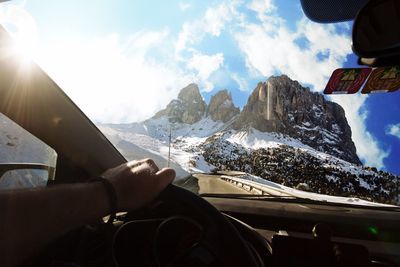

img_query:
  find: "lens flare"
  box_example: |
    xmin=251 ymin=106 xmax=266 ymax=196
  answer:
xmin=368 ymin=226 xmax=379 ymax=235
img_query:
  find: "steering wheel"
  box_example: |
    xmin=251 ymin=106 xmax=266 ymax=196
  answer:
xmin=112 ymin=184 xmax=262 ymax=267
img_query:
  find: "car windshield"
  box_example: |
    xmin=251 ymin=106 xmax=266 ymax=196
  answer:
xmin=1 ymin=0 xmax=399 ymax=207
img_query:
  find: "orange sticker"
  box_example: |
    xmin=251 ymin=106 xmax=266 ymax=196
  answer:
xmin=324 ymin=68 xmax=371 ymax=95
xmin=362 ymin=66 xmax=400 ymax=94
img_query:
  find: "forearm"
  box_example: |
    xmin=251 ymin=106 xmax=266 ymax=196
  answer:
xmin=0 ymin=182 xmax=110 ymax=267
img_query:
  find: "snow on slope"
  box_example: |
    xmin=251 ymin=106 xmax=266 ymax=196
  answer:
xmin=222 ymin=128 xmax=386 ymax=193
xmin=225 ymin=174 xmax=395 ymax=207
xmin=107 ymin=117 xmax=226 ymax=141
xmin=226 ymin=128 xmax=312 ymax=150
xmin=100 ymin=116 xmax=368 ymax=177
xmin=99 ymin=117 xmax=229 ymax=178
xmin=100 ymin=116 xmax=399 ymax=205
xmin=101 ymin=117 xmax=347 ymax=176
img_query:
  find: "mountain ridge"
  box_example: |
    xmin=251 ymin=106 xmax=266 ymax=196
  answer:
xmin=98 ymin=75 xmax=400 ymax=205
xmin=152 ymin=75 xmax=359 ymax=164
xmin=100 ymin=116 xmax=400 ymax=205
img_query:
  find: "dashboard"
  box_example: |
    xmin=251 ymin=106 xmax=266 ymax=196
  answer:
xmin=109 ymin=195 xmax=400 ymax=267
xmin=205 ymin=197 xmax=400 ymax=267
xmin=35 ymin=193 xmax=400 ymax=267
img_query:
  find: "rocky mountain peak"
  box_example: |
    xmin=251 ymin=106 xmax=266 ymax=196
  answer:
xmin=152 ymin=76 xmax=360 ymax=164
xmin=101 ymin=74 xmax=399 ymax=206
xmin=177 ymin=83 xmax=203 ymax=103
xmin=207 ymin=89 xmax=240 ymax=122
xmin=153 ymin=84 xmax=206 ymax=124
xmin=153 ymin=85 xmax=240 ymax=124
xmin=233 ymin=75 xmax=360 ymax=164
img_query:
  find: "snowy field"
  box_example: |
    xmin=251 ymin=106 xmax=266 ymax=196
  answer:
xmin=99 ymin=116 xmax=399 ymax=206
xmin=222 ymin=174 xmax=396 ymax=207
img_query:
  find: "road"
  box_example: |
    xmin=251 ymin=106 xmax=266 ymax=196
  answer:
xmin=193 ymin=173 xmax=250 ymax=195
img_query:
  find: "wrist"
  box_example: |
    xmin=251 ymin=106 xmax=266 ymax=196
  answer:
xmin=88 ymin=177 xmax=117 ymax=224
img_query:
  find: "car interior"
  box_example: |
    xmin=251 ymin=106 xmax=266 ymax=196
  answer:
xmin=0 ymin=0 xmax=399 ymax=266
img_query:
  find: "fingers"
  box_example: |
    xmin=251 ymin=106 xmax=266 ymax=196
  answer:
xmin=127 ymin=158 xmax=159 ymax=174
xmin=126 ymin=158 xmax=151 ymax=168
xmin=126 ymin=160 xmax=175 ymax=190
xmin=151 ymin=168 xmax=175 ymax=193
xmin=105 ymin=160 xmax=176 ymax=211
xmin=156 ymin=168 xmax=176 ymax=183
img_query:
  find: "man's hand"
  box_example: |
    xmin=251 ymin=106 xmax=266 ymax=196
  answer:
xmin=102 ymin=159 xmax=175 ymax=211
xmin=0 ymin=158 xmax=175 ymax=266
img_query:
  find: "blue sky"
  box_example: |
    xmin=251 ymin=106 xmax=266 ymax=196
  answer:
xmin=0 ymin=0 xmax=399 ymax=175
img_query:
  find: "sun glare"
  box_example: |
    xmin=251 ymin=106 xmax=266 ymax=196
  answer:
xmin=0 ymin=4 xmax=39 ymax=69
xmin=10 ymin=33 xmax=37 ymax=69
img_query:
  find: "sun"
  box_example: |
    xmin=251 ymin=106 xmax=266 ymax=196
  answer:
xmin=0 ymin=4 xmax=39 ymax=69
xmin=9 ymin=30 xmax=38 ymax=68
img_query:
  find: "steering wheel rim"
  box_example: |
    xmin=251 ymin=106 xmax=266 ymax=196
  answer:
xmin=113 ymin=184 xmax=261 ymax=267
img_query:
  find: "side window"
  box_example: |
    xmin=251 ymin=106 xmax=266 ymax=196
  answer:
xmin=0 ymin=113 xmax=57 ymax=190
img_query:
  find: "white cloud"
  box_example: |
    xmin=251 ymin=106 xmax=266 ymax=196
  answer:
xmin=178 ymin=2 xmax=191 ymax=11
xmin=235 ymin=3 xmax=388 ymax=169
xmin=247 ymin=0 xmax=276 ymax=20
xmin=176 ymin=1 xmax=240 ymax=54
xmin=187 ymin=52 xmax=224 ymax=91
xmin=0 ymin=1 xmax=390 ymax=169
xmin=203 ymin=3 xmax=236 ymax=36
xmin=1 ymin=2 xmax=227 ymax=123
xmin=36 ymin=33 xmax=194 ymax=123
xmin=174 ymin=1 xmax=243 ymax=92
xmin=0 ymin=4 xmax=194 ymax=124
xmin=231 ymin=73 xmax=249 ymax=91
xmin=386 ymin=123 xmax=400 ymax=139
xmin=330 ymin=95 xmax=389 ymax=169
xmin=0 ymin=3 xmax=38 ymax=59
xmin=127 ymin=29 xmax=169 ymax=52
xmin=235 ymin=18 xmax=350 ymax=90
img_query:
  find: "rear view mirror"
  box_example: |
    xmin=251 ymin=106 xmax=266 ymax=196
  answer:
xmin=0 ymin=163 xmax=55 ymax=190
xmin=353 ymin=0 xmax=400 ymax=59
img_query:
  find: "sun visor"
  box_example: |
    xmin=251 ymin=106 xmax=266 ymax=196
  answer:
xmin=324 ymin=68 xmax=372 ymax=94
xmin=300 ymin=0 xmax=369 ymax=23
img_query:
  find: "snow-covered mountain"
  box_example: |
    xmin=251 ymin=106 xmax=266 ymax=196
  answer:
xmin=99 ymin=75 xmax=400 ymax=205
xmin=233 ymin=76 xmax=360 ymax=164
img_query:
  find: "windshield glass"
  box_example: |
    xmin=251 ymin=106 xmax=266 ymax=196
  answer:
xmin=1 ymin=0 xmax=399 ymax=207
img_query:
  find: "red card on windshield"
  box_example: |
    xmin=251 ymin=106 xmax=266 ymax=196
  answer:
xmin=324 ymin=68 xmax=372 ymax=94
xmin=362 ymin=66 xmax=400 ymax=94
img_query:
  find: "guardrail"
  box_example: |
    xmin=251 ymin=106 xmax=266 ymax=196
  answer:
xmin=220 ymin=175 xmax=293 ymax=197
